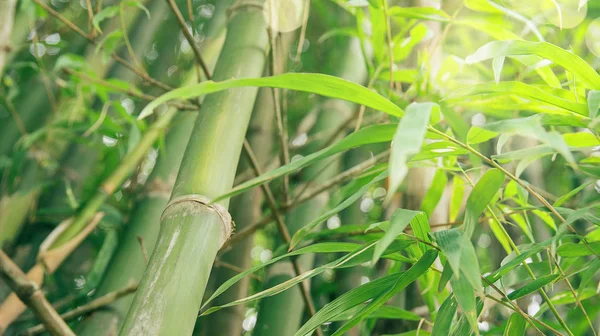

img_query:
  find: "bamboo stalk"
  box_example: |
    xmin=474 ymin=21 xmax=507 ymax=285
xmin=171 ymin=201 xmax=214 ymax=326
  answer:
xmin=198 ymin=70 xmax=275 ymax=336
xmin=120 ymin=3 xmax=269 ymax=335
xmin=253 ymin=36 xmax=367 ymax=336
xmin=77 ymin=2 xmax=230 ymax=333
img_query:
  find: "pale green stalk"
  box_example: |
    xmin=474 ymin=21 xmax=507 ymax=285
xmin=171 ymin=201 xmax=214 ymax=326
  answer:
xmin=253 ymin=36 xmax=367 ymax=336
xmin=120 ymin=3 xmax=269 ymax=335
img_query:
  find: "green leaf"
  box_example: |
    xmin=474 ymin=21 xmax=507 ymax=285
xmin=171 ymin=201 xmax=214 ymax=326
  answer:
xmin=202 ymin=243 xmax=378 ymax=315
xmin=201 ymin=242 xmax=363 ymax=309
xmin=126 ymin=1 xmax=150 ymax=18
xmin=492 ymin=56 xmax=505 ymax=84
xmin=297 ymin=250 xmax=438 ymax=336
xmin=92 ymin=5 xmax=119 ymax=33
xmin=388 ymin=102 xmax=437 ymax=199
xmin=372 ymin=209 xmax=423 ymax=264
xmin=139 ymin=73 xmax=403 ymax=120
xmin=214 ymin=124 xmax=396 ymax=203
xmin=330 ymin=304 xmax=422 ymax=322
xmin=563 ymin=132 xmax=600 ymax=147
xmin=466 ymin=40 xmax=600 ymax=90
xmin=450 ymin=176 xmax=465 ymax=222
xmin=463 ymin=169 xmax=504 ymax=237
xmin=433 ymin=229 xmax=482 ymax=292
xmin=387 ymin=6 xmax=450 ymax=22
xmin=503 ymin=313 xmax=527 ymax=336
xmin=588 ymin=90 xmax=600 ymax=119
xmin=507 ymin=273 xmax=559 ymax=300
xmin=557 ymin=241 xmax=600 ymax=257
xmin=290 ymin=171 xmax=388 ymax=250
xmin=485 ymin=239 xmax=553 ymax=284
xmin=431 ymin=295 xmax=457 ymax=336
xmin=553 ymin=181 xmax=593 ymax=207
xmin=447 ymin=82 xmax=589 ymax=117
xmin=420 ymin=170 xmax=448 ymax=218
xmin=450 ymin=272 xmax=478 ymax=333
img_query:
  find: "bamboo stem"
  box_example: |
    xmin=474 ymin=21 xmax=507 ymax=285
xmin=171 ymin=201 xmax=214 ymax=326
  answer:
xmin=121 ymin=3 xmax=269 ymax=334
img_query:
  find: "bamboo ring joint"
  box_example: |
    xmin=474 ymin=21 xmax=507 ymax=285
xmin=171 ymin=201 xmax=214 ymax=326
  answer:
xmin=162 ymin=194 xmax=233 ymax=248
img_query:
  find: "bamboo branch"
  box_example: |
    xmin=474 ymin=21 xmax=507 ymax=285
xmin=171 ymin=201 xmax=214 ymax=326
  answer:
xmin=0 ymin=250 xmax=75 ymax=336
xmin=31 ymin=0 xmax=176 ymax=93
xmin=23 ymin=283 xmax=139 ymax=336
xmin=242 ymin=140 xmax=321 ymax=335
xmin=165 ymin=0 xmax=212 ymax=81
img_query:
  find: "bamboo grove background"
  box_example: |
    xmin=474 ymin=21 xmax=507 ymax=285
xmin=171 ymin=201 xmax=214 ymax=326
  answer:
xmin=1 ymin=0 xmax=600 ymax=335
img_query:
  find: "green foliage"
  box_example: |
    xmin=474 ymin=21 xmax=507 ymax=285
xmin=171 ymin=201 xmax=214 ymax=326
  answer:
xmin=2 ymin=0 xmax=600 ymax=335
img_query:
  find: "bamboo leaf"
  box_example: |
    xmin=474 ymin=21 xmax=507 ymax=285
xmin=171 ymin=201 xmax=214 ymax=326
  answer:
xmin=214 ymin=124 xmax=396 ymax=203
xmin=372 ymin=209 xmax=423 ymax=264
xmin=485 ymin=239 xmax=553 ymax=284
xmin=432 ymin=229 xmax=482 ymax=292
xmin=420 ymin=170 xmax=448 ymax=218
xmin=388 ymin=102 xmax=437 ymax=199
xmin=450 ymin=176 xmax=465 ymax=222
xmin=507 ymin=273 xmax=559 ymax=300
xmin=450 ymin=272 xmax=478 ymax=333
xmin=201 ymin=242 xmax=363 ymax=309
xmin=387 ymin=6 xmax=450 ymax=22
xmin=431 ymin=295 xmax=458 ymax=336
xmin=554 ymin=181 xmax=593 ymax=207
xmin=92 ymin=6 xmax=119 ymax=34
xmin=463 ymin=169 xmax=505 ymax=237
xmin=330 ymin=305 xmax=422 ymax=322
xmin=202 ymin=243 xmax=377 ymax=315
xmin=557 ymin=241 xmax=600 ymax=257
xmin=295 ymin=250 xmax=438 ymax=336
xmin=503 ymin=313 xmax=527 ymax=336
xmin=290 ymin=171 xmax=388 ymax=250
xmin=138 ymin=73 xmax=403 ymax=120
xmin=331 ymin=250 xmax=437 ymax=336
xmin=465 ymin=40 xmax=600 ymax=90
xmin=447 ymin=82 xmax=589 ymax=116
xmin=589 ymin=90 xmax=600 ymax=119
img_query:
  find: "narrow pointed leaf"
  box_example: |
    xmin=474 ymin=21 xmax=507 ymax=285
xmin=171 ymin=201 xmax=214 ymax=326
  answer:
xmin=431 ymin=295 xmax=458 ymax=336
xmin=290 ymin=171 xmax=388 ymax=250
xmin=214 ymin=124 xmax=396 ymax=203
xmin=463 ymin=169 xmax=505 ymax=237
xmin=504 ymin=313 xmax=527 ymax=336
xmin=507 ymin=273 xmax=559 ymax=300
xmin=433 ymin=229 xmax=482 ymax=292
xmin=139 ymin=73 xmax=403 ymax=119
xmin=372 ymin=209 xmax=422 ymax=264
xmin=388 ymin=102 xmax=437 ymax=199
xmin=465 ymin=40 xmax=600 ymax=90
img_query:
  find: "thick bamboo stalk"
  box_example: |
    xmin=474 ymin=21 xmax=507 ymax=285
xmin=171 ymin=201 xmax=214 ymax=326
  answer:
xmin=120 ymin=3 xmax=269 ymax=335
xmin=253 ymin=36 xmax=367 ymax=336
xmin=199 ymin=82 xmax=275 ymax=336
xmin=76 ymin=3 xmax=231 ymax=333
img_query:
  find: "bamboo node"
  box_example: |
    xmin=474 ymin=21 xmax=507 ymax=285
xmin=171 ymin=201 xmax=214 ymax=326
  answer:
xmin=162 ymin=195 xmax=233 ymax=248
xmin=227 ymin=0 xmax=264 ymax=20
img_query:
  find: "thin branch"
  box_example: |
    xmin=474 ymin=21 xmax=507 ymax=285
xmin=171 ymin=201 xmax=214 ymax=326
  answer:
xmin=63 ymin=68 xmax=197 ymax=110
xmin=31 ymin=0 xmax=176 ymax=93
xmin=0 ymin=250 xmax=75 ymax=336
xmin=242 ymin=140 xmax=321 ymax=336
xmin=165 ymin=0 xmax=212 ymax=80
xmin=22 ymin=283 xmax=139 ymax=336
xmin=267 ymin=27 xmax=291 ymax=205
xmin=137 ymin=236 xmax=149 ymax=265
xmin=294 ymin=0 xmax=310 ymax=64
